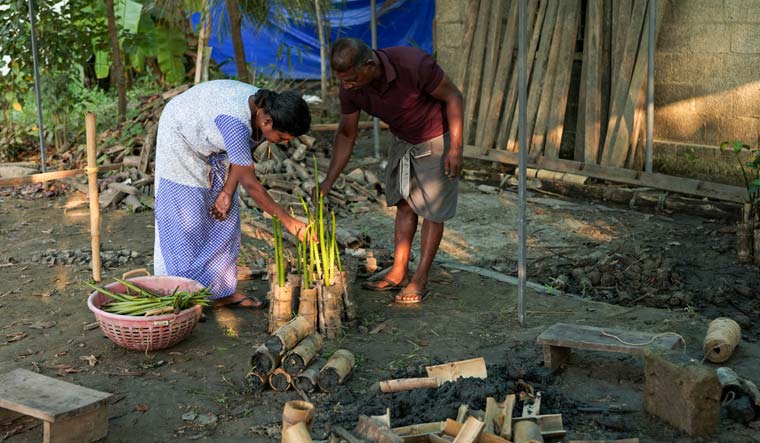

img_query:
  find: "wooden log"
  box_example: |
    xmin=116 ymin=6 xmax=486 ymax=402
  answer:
xmin=542 ymin=0 xmax=581 ymax=160
xmin=269 ymin=367 xmax=293 ymax=392
xmin=496 ymin=0 xmax=542 ymax=151
xmin=474 ymin=0 xmax=506 ymax=148
xmin=442 ymin=419 xmax=510 ymax=443
xmin=266 ymin=316 xmax=313 ymax=357
xmin=454 ymin=0 xmax=482 ymax=91
xmin=528 ymin=0 xmax=565 ymax=159
xmin=495 ymin=394 xmax=516 ymax=440
xmin=284 ymin=333 xmax=323 ymax=375
xmin=282 ymin=400 xmax=315 ymax=431
xmin=479 ymin=0 xmax=519 ymax=151
xmin=599 ymin=0 xmax=646 ymax=165
xmin=317 ymin=349 xmax=354 ymax=392
xmin=294 ymin=358 xmax=327 ymax=394
xmin=505 ymin=0 xmax=559 ymax=153
xmin=463 ymin=0 xmax=492 ymax=144
xmin=139 ymin=123 xmax=157 ymax=173
xmin=379 ymin=377 xmax=438 ymax=393
xmin=85 ymin=113 xmax=102 ymax=282
xmin=283 ymin=421 xmax=312 ymax=443
xmin=576 ymin=0 xmax=604 ymax=163
xmin=452 ymin=416 xmax=485 ymax=443
xmin=250 ymin=344 xmax=278 ymax=376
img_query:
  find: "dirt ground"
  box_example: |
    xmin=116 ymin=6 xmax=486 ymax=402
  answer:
xmin=1 ymin=134 xmax=759 ymax=442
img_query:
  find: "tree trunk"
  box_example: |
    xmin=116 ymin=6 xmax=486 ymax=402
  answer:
xmin=194 ymin=0 xmax=211 ymax=85
xmin=105 ymin=0 xmax=127 ymax=121
xmin=314 ymin=0 xmax=327 ymax=101
xmin=227 ymin=0 xmax=250 ymax=83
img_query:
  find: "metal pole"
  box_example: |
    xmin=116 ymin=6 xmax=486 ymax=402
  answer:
xmin=517 ymin=0 xmax=527 ymax=327
xmin=28 ymin=0 xmax=47 ymax=173
xmin=370 ymin=0 xmax=380 ymax=158
xmin=645 ymin=0 xmax=655 ymax=173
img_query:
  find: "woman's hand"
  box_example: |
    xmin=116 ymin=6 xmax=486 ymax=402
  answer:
xmin=211 ymin=190 xmax=233 ymax=221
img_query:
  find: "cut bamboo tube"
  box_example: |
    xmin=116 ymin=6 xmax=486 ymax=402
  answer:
xmin=269 ymin=367 xmax=293 ymax=392
xmin=456 ymin=405 xmax=469 ymax=423
xmin=295 ymin=358 xmax=327 ymax=393
xmin=442 ymin=419 xmax=510 ymax=443
xmin=319 ymin=284 xmax=343 ymax=339
xmin=298 ymin=286 xmax=319 ymax=332
xmin=282 ymin=400 xmax=315 ymax=432
xmin=425 ymin=357 xmax=487 ymax=382
xmin=371 ymin=408 xmax=391 ymax=427
xmin=282 ymin=421 xmax=312 ymax=443
xmin=354 ymin=415 xmax=401 ymax=443
xmin=379 ymin=377 xmax=438 ymax=393
xmin=266 ymin=315 xmax=313 ymax=356
xmin=496 ymin=394 xmax=516 ymax=440
xmin=317 ymin=349 xmax=354 ymax=392
xmin=85 ymin=113 xmax=102 ymax=282
xmin=250 ymin=344 xmax=278 ymax=376
xmin=245 ymin=371 xmax=266 ymax=392
xmin=284 ymin=333 xmax=323 ymax=375
xmin=512 ymin=419 xmax=543 ymax=443
xmin=452 ymin=416 xmax=485 ymax=443
xmin=483 ymin=397 xmax=498 ymax=435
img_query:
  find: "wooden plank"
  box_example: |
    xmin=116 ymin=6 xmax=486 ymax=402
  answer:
xmin=454 ymin=0 xmax=482 ymax=91
xmin=0 ymin=163 xmax=123 ymax=187
xmin=474 ymin=0 xmax=507 ymax=148
xmin=480 ymin=0 xmax=520 ymax=151
xmin=463 ymin=146 xmax=747 ymax=203
xmin=600 ymin=0 xmax=646 ymax=165
xmin=463 ymin=0 xmax=493 ymax=144
xmin=0 ymin=369 xmax=111 ymax=422
xmin=537 ymin=323 xmax=682 ymax=355
xmin=609 ymin=0 xmax=632 ymax=99
xmin=604 ymin=0 xmax=665 ymax=167
xmin=44 ymin=404 xmax=108 ymax=443
xmin=542 ymin=0 xmax=581 ymax=160
xmin=506 ymin=0 xmax=560 ymax=153
xmin=598 ymin=0 xmax=613 ymax=163
xmin=496 ymin=0 xmax=545 ymax=150
xmin=577 ymin=0 xmax=604 ymax=163
xmin=529 ymin=0 xmax=565 ymax=159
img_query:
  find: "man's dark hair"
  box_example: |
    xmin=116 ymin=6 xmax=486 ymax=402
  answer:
xmin=330 ymin=37 xmax=375 ymax=73
xmin=254 ymin=90 xmax=311 ymax=136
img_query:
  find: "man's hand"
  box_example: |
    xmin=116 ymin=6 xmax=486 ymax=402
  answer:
xmin=444 ymin=146 xmax=463 ymax=179
xmin=312 ymin=180 xmax=331 ymax=205
xmin=211 ymin=190 xmax=233 ymax=221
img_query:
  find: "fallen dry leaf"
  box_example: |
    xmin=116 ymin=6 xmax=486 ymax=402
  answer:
xmin=134 ymin=404 xmax=149 ymax=413
xmin=79 ymin=355 xmax=98 ymax=367
xmin=16 ymin=348 xmax=38 ymax=357
xmin=55 ymin=350 xmax=68 ymax=357
xmin=55 ymin=365 xmax=81 ymax=376
xmin=369 ymin=322 xmax=387 ymax=334
xmin=4 ymin=332 xmax=27 ymax=343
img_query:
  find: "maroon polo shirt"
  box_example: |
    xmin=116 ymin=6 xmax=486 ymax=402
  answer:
xmin=339 ymin=47 xmax=448 ymax=145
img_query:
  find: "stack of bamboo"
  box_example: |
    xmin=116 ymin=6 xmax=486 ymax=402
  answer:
xmin=247 ymin=316 xmax=355 ymax=394
xmin=458 ymin=0 xmax=662 ymax=171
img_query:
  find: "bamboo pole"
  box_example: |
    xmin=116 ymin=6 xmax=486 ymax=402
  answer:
xmin=379 ymin=377 xmax=439 ymax=393
xmin=0 ymin=163 xmax=123 ymax=188
xmin=317 ymin=349 xmax=354 ymax=392
xmin=85 ymin=113 xmax=102 ymax=282
xmin=295 ymin=358 xmax=327 ymax=393
xmin=284 ymin=333 xmax=323 ymax=375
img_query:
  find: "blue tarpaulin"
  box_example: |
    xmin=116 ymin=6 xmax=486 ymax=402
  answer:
xmin=194 ymin=0 xmax=434 ymax=80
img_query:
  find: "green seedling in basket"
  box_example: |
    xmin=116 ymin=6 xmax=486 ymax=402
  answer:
xmin=86 ymin=278 xmax=211 ymax=316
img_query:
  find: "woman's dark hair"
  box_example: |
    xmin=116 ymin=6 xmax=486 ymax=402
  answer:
xmin=254 ymin=89 xmax=311 ymax=136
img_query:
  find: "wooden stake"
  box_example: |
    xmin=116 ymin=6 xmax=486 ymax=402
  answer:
xmin=269 ymin=367 xmax=293 ymax=392
xmin=483 ymin=397 xmax=498 ymax=435
xmin=266 ymin=316 xmax=313 ymax=357
xmin=317 ymin=349 xmax=354 ymax=392
xmin=85 ymin=113 xmax=102 ymax=282
xmin=379 ymin=377 xmax=438 ymax=393
xmin=250 ymin=344 xmax=278 ymax=376
xmin=496 ymin=394 xmax=516 ymax=440
xmin=282 ymin=421 xmax=312 ymax=443
xmin=294 ymin=358 xmax=327 ymax=393
xmin=284 ymin=333 xmax=323 ymax=375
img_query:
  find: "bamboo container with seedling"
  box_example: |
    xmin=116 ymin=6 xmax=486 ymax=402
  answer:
xmin=268 ymin=215 xmax=296 ymax=333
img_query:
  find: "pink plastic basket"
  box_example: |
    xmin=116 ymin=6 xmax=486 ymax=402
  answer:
xmin=87 ymin=275 xmax=205 ymax=351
